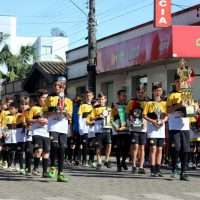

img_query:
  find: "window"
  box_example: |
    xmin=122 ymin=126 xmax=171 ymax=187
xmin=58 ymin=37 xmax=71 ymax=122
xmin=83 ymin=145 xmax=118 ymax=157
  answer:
xmin=167 ymin=69 xmax=177 ymax=93
xmin=42 ymin=45 xmax=52 ymax=55
xmin=131 ymin=75 xmax=148 ymax=97
xmin=76 ymin=86 xmax=86 ymax=97
xmin=101 ymin=81 xmax=114 ymax=106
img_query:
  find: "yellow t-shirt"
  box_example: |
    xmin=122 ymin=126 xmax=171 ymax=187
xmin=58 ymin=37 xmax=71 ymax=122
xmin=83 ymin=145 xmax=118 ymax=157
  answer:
xmin=0 ymin=110 xmax=10 ymax=128
xmin=143 ymin=101 xmax=167 ymax=119
xmin=166 ymin=92 xmax=182 ymax=107
xmin=78 ymin=103 xmax=93 ymax=118
xmin=46 ymin=95 xmax=73 ymax=116
xmin=93 ymin=106 xmax=108 ymax=119
xmin=16 ymin=113 xmax=25 ymax=128
xmin=28 ymin=106 xmax=44 ymax=120
xmin=4 ymin=114 xmax=17 ymax=128
xmin=167 ymin=91 xmax=190 ymax=131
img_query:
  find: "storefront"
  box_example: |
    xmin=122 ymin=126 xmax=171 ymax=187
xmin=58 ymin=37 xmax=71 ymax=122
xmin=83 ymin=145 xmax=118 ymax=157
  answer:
xmin=66 ymin=5 xmax=200 ymax=103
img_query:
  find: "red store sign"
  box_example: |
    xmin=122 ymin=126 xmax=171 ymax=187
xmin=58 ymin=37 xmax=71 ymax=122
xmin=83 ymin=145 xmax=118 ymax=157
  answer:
xmin=97 ymin=26 xmax=200 ymax=73
xmin=154 ymin=0 xmax=172 ymax=28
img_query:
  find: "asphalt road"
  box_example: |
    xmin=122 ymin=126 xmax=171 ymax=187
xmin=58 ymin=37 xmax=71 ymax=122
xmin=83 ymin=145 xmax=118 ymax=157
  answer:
xmin=0 ymin=166 xmax=199 ymax=200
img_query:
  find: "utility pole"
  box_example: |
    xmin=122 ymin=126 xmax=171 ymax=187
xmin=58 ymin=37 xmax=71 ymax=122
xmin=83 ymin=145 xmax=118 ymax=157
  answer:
xmin=87 ymin=0 xmax=97 ymax=95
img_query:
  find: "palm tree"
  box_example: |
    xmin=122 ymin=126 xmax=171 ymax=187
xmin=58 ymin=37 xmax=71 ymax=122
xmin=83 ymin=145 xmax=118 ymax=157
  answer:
xmin=0 ymin=44 xmax=34 ymax=81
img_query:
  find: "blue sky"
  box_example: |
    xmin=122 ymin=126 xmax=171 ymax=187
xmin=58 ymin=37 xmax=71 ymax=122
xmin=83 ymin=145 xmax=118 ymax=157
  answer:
xmin=0 ymin=0 xmax=200 ymax=49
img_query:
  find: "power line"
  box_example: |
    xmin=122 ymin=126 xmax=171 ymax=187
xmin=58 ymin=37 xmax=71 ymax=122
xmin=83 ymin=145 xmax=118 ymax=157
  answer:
xmin=68 ymin=0 xmax=88 ymax=17
xmin=18 ymin=20 xmax=84 ymax=25
xmin=97 ymin=0 xmax=149 ymax=19
xmin=99 ymin=3 xmax=153 ymax=25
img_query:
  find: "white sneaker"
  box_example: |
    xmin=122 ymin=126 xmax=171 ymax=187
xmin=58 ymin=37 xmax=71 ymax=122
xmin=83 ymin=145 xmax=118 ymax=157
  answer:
xmin=7 ymin=167 xmax=15 ymax=171
xmin=15 ymin=166 xmax=20 ymax=172
xmin=90 ymin=162 xmax=97 ymax=168
xmin=2 ymin=162 xmax=8 ymax=169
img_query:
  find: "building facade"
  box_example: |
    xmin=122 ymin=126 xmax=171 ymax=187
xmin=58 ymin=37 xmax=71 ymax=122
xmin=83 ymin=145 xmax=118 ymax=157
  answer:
xmin=66 ymin=5 xmax=200 ymax=104
xmin=0 ymin=15 xmax=69 ymax=62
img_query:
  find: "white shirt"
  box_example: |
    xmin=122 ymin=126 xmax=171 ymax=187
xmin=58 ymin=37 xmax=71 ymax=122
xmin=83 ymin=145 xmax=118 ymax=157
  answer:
xmin=32 ymin=123 xmax=49 ymax=138
xmin=168 ymin=112 xmax=190 ymax=131
xmin=5 ymin=129 xmax=17 ymax=144
xmin=48 ymin=114 xmax=69 ymax=134
xmin=147 ymin=122 xmax=165 ymax=138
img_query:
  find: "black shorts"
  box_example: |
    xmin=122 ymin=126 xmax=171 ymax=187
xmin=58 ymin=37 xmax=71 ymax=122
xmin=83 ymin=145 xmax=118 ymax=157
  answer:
xmin=148 ymin=138 xmax=165 ymax=147
xmin=169 ymin=130 xmax=190 ymax=152
xmin=95 ymin=132 xmax=112 ymax=148
xmin=0 ymin=138 xmax=4 ymax=145
xmin=67 ymin=136 xmax=75 ymax=148
xmin=80 ymin=134 xmax=88 ymax=146
xmin=88 ymin=137 xmax=96 ymax=149
xmin=16 ymin=142 xmax=25 ymax=152
xmin=130 ymin=132 xmax=146 ymax=145
xmin=6 ymin=143 xmax=17 ymax=151
xmin=25 ymin=141 xmax=33 ymax=154
xmin=50 ymin=132 xmax=67 ymax=149
xmin=33 ymin=135 xmax=50 ymax=153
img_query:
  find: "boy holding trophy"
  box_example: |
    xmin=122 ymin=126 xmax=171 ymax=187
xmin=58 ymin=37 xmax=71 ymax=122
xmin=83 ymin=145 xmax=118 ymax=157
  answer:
xmin=143 ymin=83 xmax=168 ymax=177
xmin=93 ymin=93 xmax=112 ymax=170
xmin=167 ymin=73 xmax=191 ymax=181
xmin=127 ymin=85 xmax=148 ymax=174
xmin=112 ymin=89 xmax=130 ymax=172
xmin=47 ymin=76 xmax=73 ymax=182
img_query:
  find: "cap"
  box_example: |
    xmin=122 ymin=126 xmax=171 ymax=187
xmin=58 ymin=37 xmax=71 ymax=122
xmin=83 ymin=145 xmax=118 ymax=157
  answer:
xmin=54 ymin=76 xmax=67 ymax=83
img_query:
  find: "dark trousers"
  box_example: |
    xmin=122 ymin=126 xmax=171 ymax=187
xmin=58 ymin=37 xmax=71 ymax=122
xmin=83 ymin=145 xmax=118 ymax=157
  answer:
xmin=169 ymin=130 xmax=190 ymax=174
xmin=113 ymin=134 xmax=130 ymax=166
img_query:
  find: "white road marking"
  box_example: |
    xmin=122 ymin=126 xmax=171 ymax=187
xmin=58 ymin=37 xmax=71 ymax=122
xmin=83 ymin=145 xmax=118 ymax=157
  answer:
xmin=98 ymin=195 xmax=129 ymax=200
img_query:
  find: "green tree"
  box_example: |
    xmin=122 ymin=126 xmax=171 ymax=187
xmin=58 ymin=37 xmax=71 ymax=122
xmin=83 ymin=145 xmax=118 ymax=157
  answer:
xmin=0 ymin=44 xmax=34 ymax=81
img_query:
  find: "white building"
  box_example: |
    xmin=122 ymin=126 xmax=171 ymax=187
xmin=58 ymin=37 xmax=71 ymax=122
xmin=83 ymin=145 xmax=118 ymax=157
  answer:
xmin=0 ymin=15 xmax=68 ymax=62
xmin=66 ymin=4 xmax=200 ymax=104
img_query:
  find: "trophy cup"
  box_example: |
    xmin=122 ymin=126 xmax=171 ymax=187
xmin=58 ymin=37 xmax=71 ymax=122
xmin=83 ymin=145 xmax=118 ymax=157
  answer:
xmin=177 ymin=59 xmax=195 ymax=117
xmin=117 ymin=104 xmax=127 ymax=131
xmin=57 ymin=91 xmax=65 ymax=113
xmin=154 ymin=103 xmax=162 ymax=126
xmin=102 ymin=108 xmax=112 ymax=129
xmin=130 ymin=108 xmax=143 ymax=129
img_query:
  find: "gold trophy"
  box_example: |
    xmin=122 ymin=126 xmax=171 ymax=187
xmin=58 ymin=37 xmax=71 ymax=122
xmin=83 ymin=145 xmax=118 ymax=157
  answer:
xmin=177 ymin=59 xmax=195 ymax=117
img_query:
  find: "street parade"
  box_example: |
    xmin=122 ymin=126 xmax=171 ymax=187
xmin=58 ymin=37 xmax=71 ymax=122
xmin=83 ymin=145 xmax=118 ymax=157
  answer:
xmin=0 ymin=59 xmax=199 ymax=183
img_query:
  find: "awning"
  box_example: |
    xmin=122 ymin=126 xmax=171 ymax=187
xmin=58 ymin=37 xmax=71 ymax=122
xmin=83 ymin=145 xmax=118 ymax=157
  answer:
xmin=97 ymin=25 xmax=200 ymax=73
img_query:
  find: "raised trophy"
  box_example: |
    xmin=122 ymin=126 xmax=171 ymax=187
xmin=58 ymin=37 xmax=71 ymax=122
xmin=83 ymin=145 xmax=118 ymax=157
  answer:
xmin=177 ymin=59 xmax=195 ymax=117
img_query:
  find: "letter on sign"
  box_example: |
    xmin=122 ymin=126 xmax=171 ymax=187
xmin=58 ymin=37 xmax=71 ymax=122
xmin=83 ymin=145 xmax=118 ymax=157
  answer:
xmin=154 ymin=0 xmax=172 ymax=28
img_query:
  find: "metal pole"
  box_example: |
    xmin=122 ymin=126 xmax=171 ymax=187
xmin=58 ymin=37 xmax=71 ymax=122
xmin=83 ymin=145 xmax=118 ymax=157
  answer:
xmin=87 ymin=0 xmax=97 ymax=96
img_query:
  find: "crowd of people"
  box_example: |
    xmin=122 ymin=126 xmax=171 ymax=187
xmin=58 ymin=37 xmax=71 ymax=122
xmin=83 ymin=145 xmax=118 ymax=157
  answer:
xmin=0 ymin=73 xmax=200 ymax=182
